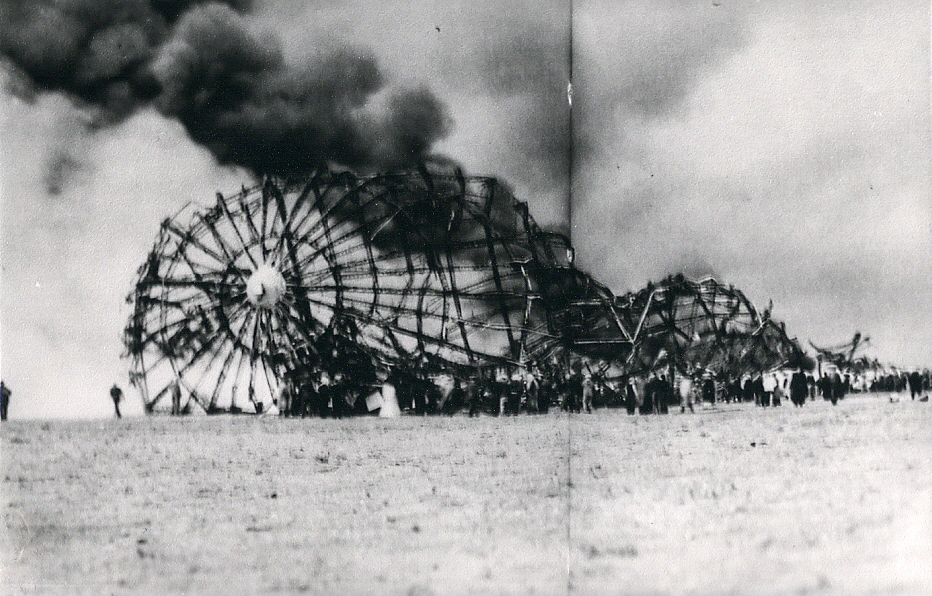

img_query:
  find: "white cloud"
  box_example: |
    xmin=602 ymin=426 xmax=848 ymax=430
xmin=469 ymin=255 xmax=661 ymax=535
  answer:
xmin=571 ymin=0 xmax=930 ymax=366
xmin=1 ymin=90 xmax=247 ymax=418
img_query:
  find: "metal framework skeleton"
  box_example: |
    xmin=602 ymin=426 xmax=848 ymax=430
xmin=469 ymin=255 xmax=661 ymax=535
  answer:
xmin=609 ymin=275 xmax=808 ymax=378
xmin=809 ymin=332 xmax=871 ymax=371
xmin=124 ymin=168 xmax=803 ymax=414
xmin=124 ymin=166 xmax=615 ymax=413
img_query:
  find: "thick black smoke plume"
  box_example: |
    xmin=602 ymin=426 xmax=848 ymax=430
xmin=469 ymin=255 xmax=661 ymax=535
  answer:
xmin=0 ymin=1 xmax=450 ymax=176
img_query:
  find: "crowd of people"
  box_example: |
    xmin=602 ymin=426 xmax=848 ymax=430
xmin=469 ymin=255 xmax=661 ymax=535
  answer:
xmin=266 ymin=358 xmax=930 ymax=419
xmin=276 ymin=361 xmax=932 ymax=418
xmin=95 ymin=362 xmax=928 ymax=419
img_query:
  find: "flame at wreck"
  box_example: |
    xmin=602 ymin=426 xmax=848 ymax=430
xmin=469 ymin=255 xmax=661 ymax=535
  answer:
xmin=124 ymin=168 xmax=805 ymax=414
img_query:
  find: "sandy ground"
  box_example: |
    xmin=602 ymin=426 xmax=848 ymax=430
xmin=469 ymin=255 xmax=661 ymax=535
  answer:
xmin=2 ymin=394 xmax=930 ymax=595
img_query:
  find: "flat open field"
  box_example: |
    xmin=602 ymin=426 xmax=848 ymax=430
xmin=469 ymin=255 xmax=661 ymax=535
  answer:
xmin=2 ymin=394 xmax=931 ymax=595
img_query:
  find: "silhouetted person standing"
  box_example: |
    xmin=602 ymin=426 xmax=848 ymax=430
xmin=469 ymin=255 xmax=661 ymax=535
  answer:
xmin=790 ymin=370 xmax=808 ymax=407
xmin=1 ymin=381 xmax=10 ymax=421
xmin=642 ymin=374 xmax=659 ymax=414
xmin=110 ymin=384 xmax=123 ymax=419
xmin=582 ymin=372 xmax=595 ymax=413
xmin=657 ymin=375 xmax=672 ymax=414
xmin=831 ymin=373 xmax=843 ymax=405
xmin=702 ymin=377 xmax=716 ymax=404
xmin=565 ymin=362 xmax=584 ymax=413
xmin=625 ymin=377 xmax=639 ymax=415
xmin=753 ymin=375 xmax=766 ymax=406
xmin=818 ymin=375 xmax=832 ymax=402
xmin=908 ymin=371 xmax=922 ymax=400
xmin=170 ymin=379 xmax=182 ymax=415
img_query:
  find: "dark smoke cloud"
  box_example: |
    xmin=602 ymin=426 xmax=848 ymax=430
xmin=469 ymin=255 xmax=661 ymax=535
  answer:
xmin=0 ymin=0 xmax=450 ymax=176
xmin=152 ymin=4 xmax=450 ymax=174
xmin=0 ymin=1 xmax=248 ymax=122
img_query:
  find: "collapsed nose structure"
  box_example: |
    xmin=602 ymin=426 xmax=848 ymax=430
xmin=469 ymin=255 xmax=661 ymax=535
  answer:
xmin=246 ymin=264 xmax=287 ymax=309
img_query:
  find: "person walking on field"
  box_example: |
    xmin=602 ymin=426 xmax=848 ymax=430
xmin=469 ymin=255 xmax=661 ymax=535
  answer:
xmin=818 ymin=374 xmax=832 ymax=402
xmin=378 ymin=376 xmax=401 ymax=418
xmin=110 ymin=384 xmax=123 ymax=418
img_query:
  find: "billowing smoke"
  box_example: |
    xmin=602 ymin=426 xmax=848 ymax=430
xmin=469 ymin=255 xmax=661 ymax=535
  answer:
xmin=0 ymin=0 xmax=450 ymax=176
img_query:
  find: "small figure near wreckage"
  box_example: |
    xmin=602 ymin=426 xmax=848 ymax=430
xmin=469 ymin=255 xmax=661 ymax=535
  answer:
xmin=831 ymin=372 xmax=843 ymax=405
xmin=702 ymin=376 xmax=716 ymax=405
xmin=378 ymin=374 xmax=401 ymax=418
xmin=523 ymin=366 xmax=541 ymax=413
xmin=564 ymin=362 xmax=584 ymax=413
xmin=624 ymin=377 xmax=639 ymax=415
xmin=657 ymin=375 xmax=673 ymax=414
xmin=908 ymin=371 xmax=923 ymax=400
xmin=582 ymin=371 xmax=595 ymax=413
xmin=771 ymin=376 xmax=784 ymax=406
xmin=169 ymin=379 xmax=184 ymax=415
xmin=818 ymin=374 xmax=832 ymax=402
xmin=110 ymin=384 xmax=123 ymax=418
xmin=790 ymin=369 xmax=809 ymax=407
xmin=679 ymin=375 xmax=695 ymax=413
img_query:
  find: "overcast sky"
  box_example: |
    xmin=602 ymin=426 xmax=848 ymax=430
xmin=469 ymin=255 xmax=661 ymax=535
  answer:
xmin=1 ymin=0 xmax=929 ymax=418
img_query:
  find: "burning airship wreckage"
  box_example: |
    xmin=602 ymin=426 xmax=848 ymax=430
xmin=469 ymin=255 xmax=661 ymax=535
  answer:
xmin=124 ymin=164 xmax=806 ymax=415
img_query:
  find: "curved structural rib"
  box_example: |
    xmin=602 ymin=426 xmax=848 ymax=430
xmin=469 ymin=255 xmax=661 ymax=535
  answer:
xmin=124 ymin=169 xmax=804 ymax=414
xmin=124 ymin=166 xmax=600 ymax=413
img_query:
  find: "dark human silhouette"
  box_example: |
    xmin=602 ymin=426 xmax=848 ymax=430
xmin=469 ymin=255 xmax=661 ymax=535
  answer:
xmin=753 ymin=375 xmax=767 ymax=407
xmin=625 ymin=377 xmax=639 ymax=415
xmin=908 ymin=371 xmax=923 ymax=400
xmin=642 ymin=374 xmax=659 ymax=414
xmin=818 ymin=375 xmax=833 ymax=403
xmin=831 ymin=373 xmax=843 ymax=405
xmin=564 ymin=362 xmax=584 ymax=413
xmin=702 ymin=377 xmax=716 ymax=404
xmin=743 ymin=377 xmax=754 ymax=403
xmin=657 ymin=375 xmax=673 ymax=414
xmin=1 ymin=381 xmax=10 ymax=421
xmin=790 ymin=370 xmax=808 ymax=407
xmin=109 ymin=384 xmax=123 ymax=418
xmin=170 ymin=379 xmax=182 ymax=415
